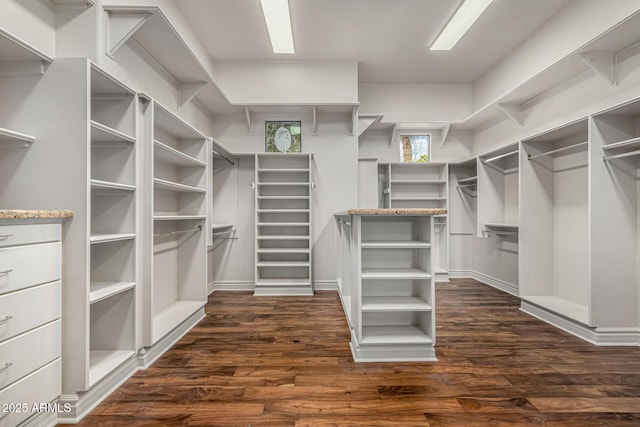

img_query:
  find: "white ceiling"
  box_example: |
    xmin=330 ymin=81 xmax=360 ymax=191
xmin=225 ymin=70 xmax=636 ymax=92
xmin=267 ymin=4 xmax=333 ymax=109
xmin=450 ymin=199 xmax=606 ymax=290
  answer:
xmin=176 ymin=0 xmax=571 ymax=84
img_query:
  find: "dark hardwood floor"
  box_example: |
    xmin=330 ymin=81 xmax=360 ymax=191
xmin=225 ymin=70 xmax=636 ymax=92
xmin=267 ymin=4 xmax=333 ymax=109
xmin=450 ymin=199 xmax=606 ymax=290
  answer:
xmin=71 ymin=279 xmax=640 ymax=426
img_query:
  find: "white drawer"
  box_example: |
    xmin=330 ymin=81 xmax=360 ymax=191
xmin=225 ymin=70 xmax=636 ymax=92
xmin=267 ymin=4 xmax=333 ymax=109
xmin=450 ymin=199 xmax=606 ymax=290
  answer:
xmin=0 ymin=320 xmax=60 ymax=390
xmin=0 ymin=359 xmax=60 ymax=427
xmin=0 ymin=224 xmax=60 ymax=248
xmin=0 ymin=282 xmax=61 ymax=343
xmin=0 ymin=242 xmax=61 ymax=295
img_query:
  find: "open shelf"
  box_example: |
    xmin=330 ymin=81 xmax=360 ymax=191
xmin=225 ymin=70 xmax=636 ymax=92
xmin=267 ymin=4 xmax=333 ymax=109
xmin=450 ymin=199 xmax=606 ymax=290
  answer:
xmin=523 ymin=295 xmax=589 ymax=325
xmin=152 ymin=300 xmax=204 ymax=344
xmin=155 ymin=215 xmax=206 ymax=221
xmin=484 ymin=223 xmax=519 ymax=229
xmin=154 ymin=140 xmax=206 ymax=167
xmin=257 ymin=261 xmax=310 ymax=267
xmin=90 ymin=179 xmax=136 ymax=192
xmin=88 ymin=350 xmax=135 ymax=386
xmin=362 ymin=297 xmax=432 ymax=312
xmin=361 ymin=240 xmax=431 ymax=249
xmin=391 ymin=180 xmax=446 ymax=184
xmin=89 ymin=282 xmax=136 ymax=304
xmin=361 ymin=325 xmax=433 ymax=345
xmin=0 ymin=127 xmax=35 ymax=145
xmin=361 ymin=268 xmax=432 ymax=280
xmin=257 ymin=248 xmax=310 ymax=254
xmin=154 ymin=178 xmax=206 ymax=193
xmin=91 ymin=121 xmax=135 ymax=144
xmin=89 ymin=233 xmax=136 ymax=244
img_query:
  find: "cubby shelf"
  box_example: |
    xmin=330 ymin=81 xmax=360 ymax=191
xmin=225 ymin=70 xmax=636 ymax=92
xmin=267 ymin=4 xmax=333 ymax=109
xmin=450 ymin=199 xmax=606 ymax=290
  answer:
xmin=361 ymin=268 xmax=432 ymax=280
xmin=89 ymin=282 xmax=136 ymax=304
xmin=90 ymin=179 xmax=136 ymax=192
xmin=361 ymin=240 xmax=431 ymax=249
xmin=89 ymin=233 xmax=136 ymax=244
xmin=361 ymin=297 xmax=432 ymax=312
xmin=151 ymin=300 xmax=204 ymax=344
xmin=154 ymin=215 xmax=206 ymax=221
xmin=91 ymin=121 xmax=135 ymax=144
xmin=153 ymin=178 xmax=206 ymax=193
xmin=89 ymin=350 xmax=136 ymax=387
xmin=361 ymin=326 xmax=433 ymax=345
xmin=154 ymin=140 xmax=206 ymax=167
xmin=257 ymin=222 xmax=310 ymax=226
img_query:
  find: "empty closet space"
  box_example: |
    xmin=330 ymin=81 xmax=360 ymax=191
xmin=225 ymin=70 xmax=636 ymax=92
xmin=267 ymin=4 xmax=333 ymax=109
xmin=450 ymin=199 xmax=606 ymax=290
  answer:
xmin=146 ymin=102 xmax=208 ymax=347
xmin=591 ymin=100 xmax=640 ymax=327
xmin=520 ymin=118 xmax=589 ymax=324
xmin=449 ymin=158 xmax=477 ymax=275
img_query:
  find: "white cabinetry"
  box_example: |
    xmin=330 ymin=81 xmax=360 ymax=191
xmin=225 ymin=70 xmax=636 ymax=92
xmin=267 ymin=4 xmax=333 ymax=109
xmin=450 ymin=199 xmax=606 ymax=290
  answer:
xmin=0 ymin=222 xmax=62 ymax=427
xmin=254 ymin=154 xmax=313 ymax=295
xmin=143 ymin=101 xmax=209 ymax=347
xmin=520 ymin=119 xmax=589 ymax=324
xmin=335 ymin=212 xmax=436 ymax=362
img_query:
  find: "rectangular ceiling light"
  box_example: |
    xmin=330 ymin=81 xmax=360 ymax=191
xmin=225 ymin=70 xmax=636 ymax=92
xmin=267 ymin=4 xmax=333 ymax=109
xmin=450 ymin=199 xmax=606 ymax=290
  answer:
xmin=260 ymin=0 xmax=295 ymax=54
xmin=430 ymin=0 xmax=493 ymax=51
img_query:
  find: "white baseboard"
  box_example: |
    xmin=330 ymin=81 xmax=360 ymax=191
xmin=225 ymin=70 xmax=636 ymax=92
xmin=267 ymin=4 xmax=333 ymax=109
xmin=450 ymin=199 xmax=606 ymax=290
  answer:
xmin=448 ymin=269 xmax=473 ymax=279
xmin=472 ymin=271 xmax=518 ymax=296
xmin=313 ymin=280 xmax=338 ymax=291
xmin=207 ymin=281 xmax=215 ymax=295
xmin=138 ymin=308 xmax=206 ymax=369
xmin=211 ymin=280 xmax=255 ymax=291
xmin=19 ymin=408 xmax=58 ymax=427
xmin=521 ymin=300 xmax=640 ymax=346
xmin=57 ymin=355 xmax=139 ymax=424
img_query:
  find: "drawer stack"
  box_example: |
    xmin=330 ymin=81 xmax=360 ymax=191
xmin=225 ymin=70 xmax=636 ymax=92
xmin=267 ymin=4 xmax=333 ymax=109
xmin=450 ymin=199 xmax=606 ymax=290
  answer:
xmin=0 ymin=223 xmax=62 ymax=426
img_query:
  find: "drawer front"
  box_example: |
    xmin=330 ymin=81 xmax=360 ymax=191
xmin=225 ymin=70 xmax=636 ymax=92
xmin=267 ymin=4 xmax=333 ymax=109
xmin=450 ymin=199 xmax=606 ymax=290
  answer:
xmin=0 ymin=242 xmax=61 ymax=295
xmin=0 ymin=359 xmax=61 ymax=427
xmin=0 ymin=282 xmax=61 ymax=343
xmin=0 ymin=224 xmax=60 ymax=248
xmin=0 ymin=320 xmax=60 ymax=390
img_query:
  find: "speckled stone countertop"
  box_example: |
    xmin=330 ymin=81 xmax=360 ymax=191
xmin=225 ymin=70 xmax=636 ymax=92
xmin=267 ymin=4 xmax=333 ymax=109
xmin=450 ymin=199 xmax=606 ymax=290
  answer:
xmin=334 ymin=208 xmax=447 ymax=216
xmin=0 ymin=209 xmax=74 ymax=219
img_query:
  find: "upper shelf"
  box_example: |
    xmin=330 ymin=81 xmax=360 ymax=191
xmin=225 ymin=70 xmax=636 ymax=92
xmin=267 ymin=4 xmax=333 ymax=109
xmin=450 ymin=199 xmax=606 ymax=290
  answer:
xmin=0 ymin=28 xmax=52 ymax=75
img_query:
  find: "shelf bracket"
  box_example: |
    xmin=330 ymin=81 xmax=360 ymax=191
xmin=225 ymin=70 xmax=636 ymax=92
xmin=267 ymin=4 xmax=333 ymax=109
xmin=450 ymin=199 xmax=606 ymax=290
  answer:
xmin=244 ymin=107 xmax=253 ymax=136
xmin=497 ymin=102 xmax=523 ymax=127
xmin=312 ymin=106 xmax=318 ymax=136
xmin=580 ymin=52 xmax=615 ymax=87
xmin=105 ymin=10 xmax=152 ymax=58
xmin=388 ymin=124 xmax=398 ymax=148
xmin=0 ymin=60 xmax=47 ymax=76
xmin=357 ymin=114 xmax=382 ymax=137
xmin=178 ymin=81 xmax=207 ymax=107
xmin=350 ymin=105 xmax=358 ymax=136
xmin=440 ymin=123 xmax=451 ymax=148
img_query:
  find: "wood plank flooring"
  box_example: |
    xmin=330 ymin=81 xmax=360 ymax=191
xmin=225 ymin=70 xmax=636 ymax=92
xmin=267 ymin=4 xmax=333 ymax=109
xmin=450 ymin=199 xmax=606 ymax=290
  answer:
xmin=70 ymin=279 xmax=640 ymax=426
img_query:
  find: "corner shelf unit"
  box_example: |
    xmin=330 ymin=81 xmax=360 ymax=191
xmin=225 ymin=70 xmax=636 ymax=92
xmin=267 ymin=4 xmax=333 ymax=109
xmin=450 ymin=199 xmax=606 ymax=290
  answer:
xmin=336 ymin=213 xmax=436 ymax=362
xmin=254 ymin=154 xmax=313 ymax=295
xmin=144 ymin=101 xmax=209 ymax=346
xmin=520 ymin=119 xmax=590 ymax=325
xmin=380 ymin=162 xmax=449 ymax=281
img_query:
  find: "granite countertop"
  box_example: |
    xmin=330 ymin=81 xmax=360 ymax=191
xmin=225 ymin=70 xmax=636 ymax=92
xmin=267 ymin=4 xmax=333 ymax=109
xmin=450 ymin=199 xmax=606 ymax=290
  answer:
xmin=334 ymin=208 xmax=447 ymax=216
xmin=0 ymin=209 xmax=74 ymax=219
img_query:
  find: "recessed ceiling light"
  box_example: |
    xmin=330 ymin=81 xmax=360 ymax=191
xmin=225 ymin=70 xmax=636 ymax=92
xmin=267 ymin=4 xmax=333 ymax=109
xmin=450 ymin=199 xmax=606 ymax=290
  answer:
xmin=430 ymin=0 xmax=494 ymax=51
xmin=260 ymin=0 xmax=295 ymax=54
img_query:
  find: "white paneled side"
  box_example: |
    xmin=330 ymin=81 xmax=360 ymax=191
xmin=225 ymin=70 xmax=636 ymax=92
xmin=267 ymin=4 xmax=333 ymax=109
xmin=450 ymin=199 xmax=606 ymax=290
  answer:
xmin=1 ymin=0 xmax=56 ymax=58
xmin=449 ymin=162 xmax=477 ymax=275
xmin=358 ymin=159 xmax=378 ymax=208
xmin=359 ymin=83 xmax=472 ymax=123
xmin=211 ymin=114 xmax=357 ymax=285
xmin=471 ymin=235 xmax=518 ymax=290
xmin=473 ymin=0 xmax=640 ymax=110
xmin=212 ymin=61 xmax=358 ymax=105
xmin=503 ymin=171 xmax=519 ymax=225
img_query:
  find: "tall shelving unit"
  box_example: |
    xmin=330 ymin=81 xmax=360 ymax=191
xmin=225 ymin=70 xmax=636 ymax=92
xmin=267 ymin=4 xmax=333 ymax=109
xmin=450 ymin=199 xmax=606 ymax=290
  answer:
xmin=339 ymin=213 xmax=436 ymax=362
xmin=87 ymin=65 xmax=138 ymax=388
xmin=144 ymin=101 xmax=208 ymax=347
xmin=380 ymin=162 xmax=449 ymax=281
xmin=591 ymin=102 xmax=639 ymax=328
xmin=520 ymin=119 xmax=590 ymax=324
xmin=254 ymin=153 xmax=313 ymax=296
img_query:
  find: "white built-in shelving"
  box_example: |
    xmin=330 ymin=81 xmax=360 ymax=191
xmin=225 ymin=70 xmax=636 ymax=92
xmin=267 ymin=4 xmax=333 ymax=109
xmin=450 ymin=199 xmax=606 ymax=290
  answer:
xmin=448 ymin=158 xmax=478 ymax=278
xmin=379 ymin=162 xmax=449 ymax=281
xmin=254 ymin=154 xmax=313 ymax=295
xmin=145 ymin=101 xmax=209 ymax=346
xmin=520 ymin=118 xmax=589 ymax=324
xmin=336 ymin=213 xmax=436 ymax=361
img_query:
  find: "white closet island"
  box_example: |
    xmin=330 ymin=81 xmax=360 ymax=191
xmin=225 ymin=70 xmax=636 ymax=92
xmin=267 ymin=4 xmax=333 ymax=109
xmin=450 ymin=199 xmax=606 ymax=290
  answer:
xmin=334 ymin=208 xmax=446 ymax=362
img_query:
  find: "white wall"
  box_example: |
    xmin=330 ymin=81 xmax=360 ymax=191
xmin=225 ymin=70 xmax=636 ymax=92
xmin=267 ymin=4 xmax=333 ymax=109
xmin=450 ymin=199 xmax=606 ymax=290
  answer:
xmin=1 ymin=0 xmax=56 ymax=58
xmin=359 ymin=83 xmax=472 ymax=123
xmin=210 ymin=113 xmax=358 ymax=287
xmin=212 ymin=61 xmax=358 ymax=105
xmin=472 ymin=0 xmax=640 ymax=111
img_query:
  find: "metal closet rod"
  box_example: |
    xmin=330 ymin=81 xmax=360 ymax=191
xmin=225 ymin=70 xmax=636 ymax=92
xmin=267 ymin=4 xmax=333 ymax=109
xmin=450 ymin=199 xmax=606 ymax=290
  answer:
xmin=213 ymin=150 xmax=235 ymax=166
xmin=528 ymin=141 xmax=588 ymax=160
xmin=603 ymin=149 xmax=640 ymax=162
xmin=482 ymin=150 xmax=518 ymax=164
xmin=154 ymin=224 xmax=202 ymax=238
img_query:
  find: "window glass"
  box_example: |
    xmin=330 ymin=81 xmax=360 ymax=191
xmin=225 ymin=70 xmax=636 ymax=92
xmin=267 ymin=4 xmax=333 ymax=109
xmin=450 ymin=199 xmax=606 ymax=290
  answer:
xmin=400 ymin=135 xmax=430 ymax=162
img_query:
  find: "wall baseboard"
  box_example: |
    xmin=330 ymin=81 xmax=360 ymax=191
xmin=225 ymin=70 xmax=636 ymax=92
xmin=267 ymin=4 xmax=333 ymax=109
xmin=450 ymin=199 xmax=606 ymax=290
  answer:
xmin=20 ymin=408 xmax=58 ymax=427
xmin=211 ymin=281 xmax=255 ymax=291
xmin=448 ymin=269 xmax=473 ymax=279
xmin=472 ymin=271 xmax=518 ymax=296
xmin=314 ymin=280 xmax=338 ymax=291
xmin=521 ymin=300 xmax=640 ymax=346
xmin=57 ymin=356 xmax=138 ymax=424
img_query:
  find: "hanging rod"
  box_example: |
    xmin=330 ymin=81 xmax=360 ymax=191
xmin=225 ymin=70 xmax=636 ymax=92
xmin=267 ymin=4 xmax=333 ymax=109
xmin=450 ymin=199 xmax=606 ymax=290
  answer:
xmin=482 ymin=150 xmax=518 ymax=164
xmin=154 ymin=224 xmax=202 ymax=238
xmin=213 ymin=228 xmax=238 ymax=240
xmin=213 ymin=150 xmax=235 ymax=166
xmin=482 ymin=229 xmax=518 ymax=237
xmin=457 ymin=176 xmax=477 ymax=184
xmin=603 ymin=149 xmax=640 ymax=162
xmin=528 ymin=141 xmax=588 ymax=160
xmin=457 ymin=183 xmax=476 ymax=188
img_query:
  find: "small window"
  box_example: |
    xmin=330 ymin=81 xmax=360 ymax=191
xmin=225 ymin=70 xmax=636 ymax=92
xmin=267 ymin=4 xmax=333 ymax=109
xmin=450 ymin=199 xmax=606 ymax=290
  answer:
xmin=399 ymin=135 xmax=430 ymax=163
